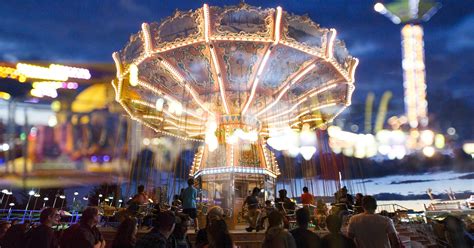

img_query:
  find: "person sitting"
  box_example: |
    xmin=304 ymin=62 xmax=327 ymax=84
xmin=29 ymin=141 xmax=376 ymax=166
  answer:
xmin=130 ymin=185 xmax=150 ymax=205
xmin=25 ymin=207 xmax=60 ymax=248
xmin=207 ymin=219 xmax=234 ymax=248
xmin=195 ymin=206 xmax=224 ymax=248
xmin=275 ymin=189 xmax=295 ymax=213
xmin=301 ymin=187 xmax=315 ymax=205
xmin=169 ymin=213 xmax=192 ymax=248
xmin=262 ymin=211 xmax=296 ymax=248
xmin=353 ymin=193 xmax=364 ymax=214
xmin=322 ymin=214 xmax=356 ymax=248
xmin=258 ymin=200 xmax=276 ymax=229
xmin=347 ymin=195 xmax=400 ymax=248
xmin=61 ymin=207 xmax=106 ymax=248
xmin=290 ymin=208 xmax=321 ymax=248
xmin=171 ymin=194 xmax=182 ymax=209
xmin=0 ymin=221 xmax=11 ymax=246
xmin=2 ymin=220 xmax=31 ymax=248
xmin=335 ymin=187 xmax=354 ymax=209
xmin=136 ymin=211 xmax=176 ymax=248
xmin=112 ymin=217 xmax=137 ymax=248
xmin=242 ymin=187 xmax=261 ymax=232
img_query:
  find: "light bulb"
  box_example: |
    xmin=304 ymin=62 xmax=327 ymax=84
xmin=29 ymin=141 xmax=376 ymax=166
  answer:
xmin=129 ymin=64 xmax=139 ymax=86
xmin=155 ymin=98 xmax=164 ymax=111
xmin=300 ymin=146 xmax=316 ymax=160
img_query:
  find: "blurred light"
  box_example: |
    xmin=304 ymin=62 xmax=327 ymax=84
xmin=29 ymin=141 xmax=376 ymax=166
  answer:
xmin=143 ymin=138 xmax=150 ymax=146
xmin=422 ymin=146 xmax=435 ymax=157
xmin=300 ymin=146 xmax=316 ymax=160
xmin=74 ymin=192 xmax=79 ymax=196
xmin=1 ymin=143 xmax=9 ymax=152
xmin=463 ymin=143 xmax=474 ymax=155
xmin=1 ymin=189 xmax=8 ymax=194
xmin=99 ymin=194 xmax=103 ymax=198
xmin=34 ymin=194 xmax=40 ymax=197
xmin=51 ymin=101 xmax=61 ymax=112
xmin=59 ymin=195 xmax=66 ymax=199
xmin=91 ymin=156 xmax=98 ymax=163
xmin=374 ymin=3 xmax=386 ymax=13
xmin=447 ymin=127 xmax=456 ymax=136
xmin=49 ymin=64 xmax=91 ymax=80
xmin=20 ymin=132 xmax=26 ymax=141
xmin=48 ymin=116 xmax=58 ymax=127
xmin=16 ymin=63 xmax=68 ymax=81
xmin=434 ymin=134 xmax=445 ymax=149
xmin=118 ymin=199 xmax=123 ymax=203
xmin=28 ymin=190 xmax=35 ymax=196
xmin=44 ymin=197 xmax=49 ymax=201
xmin=129 ymin=64 xmax=139 ymax=86
xmin=83 ymin=197 xmax=88 ymax=201
xmin=350 ymin=124 xmax=359 ymax=132
xmin=9 ymin=203 xmax=14 ymax=207
xmin=155 ymin=98 xmax=164 ymax=111
xmin=103 ymin=155 xmax=110 ymax=162
xmin=0 ymin=92 xmax=11 ymax=100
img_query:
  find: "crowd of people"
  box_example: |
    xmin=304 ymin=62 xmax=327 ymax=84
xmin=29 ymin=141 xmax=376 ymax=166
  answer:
xmin=0 ymin=183 xmax=472 ymax=248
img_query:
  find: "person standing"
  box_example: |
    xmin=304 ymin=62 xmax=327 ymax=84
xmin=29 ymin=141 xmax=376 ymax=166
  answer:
xmin=301 ymin=187 xmax=315 ymax=205
xmin=182 ymin=178 xmax=198 ymax=232
xmin=242 ymin=187 xmax=261 ymax=232
xmin=322 ymin=214 xmax=356 ymax=248
xmin=262 ymin=211 xmax=296 ymax=248
xmin=347 ymin=196 xmax=400 ymax=248
xmin=25 ymin=207 xmax=60 ymax=248
xmin=290 ymin=208 xmax=321 ymax=248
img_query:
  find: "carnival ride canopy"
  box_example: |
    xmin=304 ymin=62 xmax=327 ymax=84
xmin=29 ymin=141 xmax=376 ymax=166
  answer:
xmin=112 ymin=3 xmax=358 ymax=145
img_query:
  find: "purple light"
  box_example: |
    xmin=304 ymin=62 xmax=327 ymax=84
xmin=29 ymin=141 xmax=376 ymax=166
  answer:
xmin=103 ymin=155 xmax=110 ymax=162
xmin=91 ymin=156 xmax=98 ymax=163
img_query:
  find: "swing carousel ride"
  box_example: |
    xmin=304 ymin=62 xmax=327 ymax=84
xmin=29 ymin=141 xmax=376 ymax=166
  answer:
xmin=112 ymin=3 xmax=358 ymax=220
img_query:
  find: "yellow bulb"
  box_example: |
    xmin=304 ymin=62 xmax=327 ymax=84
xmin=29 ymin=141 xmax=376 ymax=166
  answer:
xmin=129 ymin=64 xmax=139 ymax=87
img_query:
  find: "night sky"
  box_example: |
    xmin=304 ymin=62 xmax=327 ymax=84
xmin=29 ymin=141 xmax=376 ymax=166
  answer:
xmin=1 ymin=0 xmax=473 ymax=138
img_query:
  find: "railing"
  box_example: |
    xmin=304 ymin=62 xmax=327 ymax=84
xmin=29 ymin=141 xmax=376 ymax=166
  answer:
xmin=377 ymin=203 xmax=410 ymax=213
xmin=0 ymin=209 xmax=81 ymax=224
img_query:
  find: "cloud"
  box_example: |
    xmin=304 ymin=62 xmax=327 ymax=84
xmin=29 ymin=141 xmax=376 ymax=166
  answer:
xmin=390 ymin=179 xmax=437 ymax=185
xmin=348 ymin=41 xmax=380 ymax=56
xmin=446 ymin=14 xmax=474 ymax=52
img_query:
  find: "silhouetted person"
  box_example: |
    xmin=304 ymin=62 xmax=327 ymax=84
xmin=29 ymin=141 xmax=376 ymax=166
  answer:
xmin=61 ymin=207 xmax=105 ymax=248
xmin=348 ymin=196 xmax=400 ymax=248
xmin=136 ymin=211 xmax=175 ymax=248
xmin=130 ymin=185 xmax=149 ymax=205
xmin=207 ymin=219 xmax=234 ymax=248
xmin=262 ymin=211 xmax=296 ymax=248
xmin=2 ymin=220 xmax=31 ymax=248
xmin=290 ymin=208 xmax=321 ymax=248
xmin=443 ymin=215 xmax=472 ymax=248
xmin=195 ymin=206 xmax=224 ymax=248
xmin=322 ymin=214 xmax=356 ymax=248
xmin=354 ymin=193 xmax=364 ymax=214
xmin=169 ymin=213 xmax=192 ymax=248
xmin=243 ymin=187 xmax=261 ymax=232
xmin=112 ymin=217 xmax=137 ymax=248
xmin=25 ymin=207 xmax=60 ymax=248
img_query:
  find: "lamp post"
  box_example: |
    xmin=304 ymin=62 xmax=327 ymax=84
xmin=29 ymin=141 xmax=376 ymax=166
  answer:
xmin=0 ymin=189 xmax=8 ymax=205
xmin=7 ymin=203 xmax=15 ymax=220
xmin=32 ymin=193 xmax=40 ymax=210
xmin=24 ymin=190 xmax=35 ymax=221
xmin=73 ymin=192 xmax=79 ymax=204
xmin=118 ymin=199 xmax=123 ymax=208
xmin=52 ymin=193 xmax=59 ymax=208
xmin=98 ymin=194 xmax=103 ymax=206
xmin=3 ymin=191 xmax=12 ymax=209
xmin=43 ymin=197 xmax=49 ymax=208
xmin=108 ymin=196 xmax=114 ymax=206
xmin=59 ymin=195 xmax=66 ymax=210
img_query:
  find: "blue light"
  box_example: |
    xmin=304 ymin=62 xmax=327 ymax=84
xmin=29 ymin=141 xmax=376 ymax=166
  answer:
xmin=103 ymin=155 xmax=110 ymax=162
xmin=91 ymin=156 xmax=98 ymax=163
